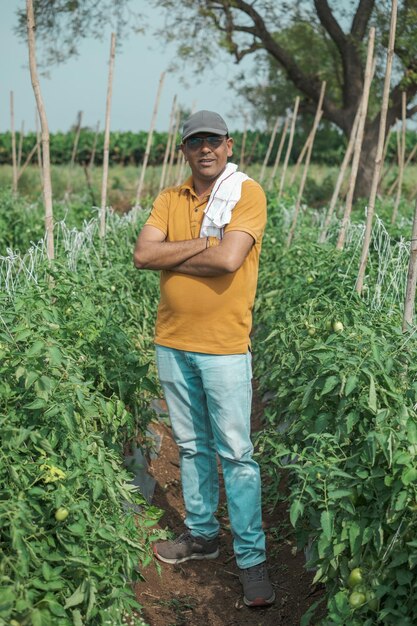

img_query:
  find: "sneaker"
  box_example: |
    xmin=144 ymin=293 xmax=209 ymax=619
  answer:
xmin=153 ymin=530 xmax=219 ymax=565
xmin=239 ymin=562 xmax=275 ymax=607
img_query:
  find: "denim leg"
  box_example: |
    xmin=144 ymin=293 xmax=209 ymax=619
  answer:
xmin=155 ymin=346 xmax=220 ymax=540
xmin=196 ymin=351 xmax=266 ymax=569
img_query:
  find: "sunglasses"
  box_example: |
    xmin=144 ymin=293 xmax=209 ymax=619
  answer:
xmin=184 ymin=135 xmax=226 ymax=150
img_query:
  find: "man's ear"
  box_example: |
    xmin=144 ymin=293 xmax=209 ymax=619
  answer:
xmin=180 ymin=143 xmax=187 ymax=162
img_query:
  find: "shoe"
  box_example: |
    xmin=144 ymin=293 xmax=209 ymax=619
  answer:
xmin=153 ymin=530 xmax=220 ymax=565
xmin=239 ymin=562 xmax=275 ymax=607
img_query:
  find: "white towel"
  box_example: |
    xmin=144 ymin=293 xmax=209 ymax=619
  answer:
xmin=200 ymin=163 xmax=250 ymax=239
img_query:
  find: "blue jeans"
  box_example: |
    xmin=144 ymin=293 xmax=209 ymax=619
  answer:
xmin=155 ymin=345 xmax=266 ymax=569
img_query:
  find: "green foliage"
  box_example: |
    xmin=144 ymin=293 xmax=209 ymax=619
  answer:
xmin=254 ymin=198 xmax=417 ymax=625
xmin=0 ymin=199 xmax=161 ymax=625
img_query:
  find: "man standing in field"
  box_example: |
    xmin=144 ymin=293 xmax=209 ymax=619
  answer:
xmin=133 ymin=110 xmax=274 ymax=607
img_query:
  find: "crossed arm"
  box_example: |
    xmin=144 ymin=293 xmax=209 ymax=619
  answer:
xmin=133 ymin=225 xmax=254 ymax=277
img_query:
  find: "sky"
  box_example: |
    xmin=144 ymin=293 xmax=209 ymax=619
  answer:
xmin=0 ymin=1 xmax=255 ymax=134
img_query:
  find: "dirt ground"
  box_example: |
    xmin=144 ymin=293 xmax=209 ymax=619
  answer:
xmin=134 ymin=392 xmax=325 ymax=626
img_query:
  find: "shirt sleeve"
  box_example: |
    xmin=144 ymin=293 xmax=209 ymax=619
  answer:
xmin=145 ymin=190 xmax=170 ymax=236
xmin=224 ymin=179 xmax=267 ymax=243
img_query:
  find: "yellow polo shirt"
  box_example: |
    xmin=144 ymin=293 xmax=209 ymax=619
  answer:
xmin=145 ymin=175 xmax=266 ymax=354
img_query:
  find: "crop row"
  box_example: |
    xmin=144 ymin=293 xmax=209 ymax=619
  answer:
xmin=2 ymin=125 xmax=413 ymax=167
xmin=0 ymin=193 xmax=161 ymax=626
xmin=254 ymin=195 xmax=417 ymax=625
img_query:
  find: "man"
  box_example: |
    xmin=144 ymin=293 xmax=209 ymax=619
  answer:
xmin=133 ymin=110 xmax=274 ymax=607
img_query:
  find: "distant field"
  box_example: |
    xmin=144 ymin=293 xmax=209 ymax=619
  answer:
xmin=1 ymin=162 xmax=415 ymax=211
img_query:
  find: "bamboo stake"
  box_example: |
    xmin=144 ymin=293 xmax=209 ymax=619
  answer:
xmin=402 ymin=199 xmax=417 ymax=330
xmin=176 ymin=100 xmax=198 ymax=185
xmin=17 ymin=138 xmax=40 ymax=182
xmin=319 ymin=101 xmax=362 ymax=243
xmin=286 ymin=83 xmax=326 ymax=248
xmin=278 ymin=96 xmax=300 ymax=200
xmin=387 ymin=141 xmax=417 ymax=196
xmin=259 ymin=116 xmax=280 ymax=183
xmin=159 ymin=95 xmax=177 ymax=191
xmin=268 ymin=115 xmax=290 ymax=190
xmin=26 ymin=0 xmax=54 ymax=260
xmin=166 ymin=107 xmax=180 ymax=187
xmin=175 ymin=150 xmax=185 ymax=186
xmin=35 ymin=108 xmax=43 ymax=185
xmin=66 ymin=110 xmax=83 ymax=197
xmin=337 ymin=28 xmax=375 ymax=250
xmin=99 ymin=32 xmax=116 ymax=238
xmin=357 ymin=0 xmax=398 ymax=295
xmin=239 ymin=117 xmax=247 ymax=169
xmin=246 ymin=132 xmax=259 ymax=166
xmin=289 ymin=124 xmax=315 ymax=186
xmin=392 ymin=91 xmax=407 ymax=224
xmin=10 ymin=92 xmax=18 ymax=194
xmin=268 ymin=116 xmax=289 ymax=191
xmin=89 ymin=120 xmax=100 ymax=169
xmin=17 ymin=121 xmax=25 ymax=171
xmin=135 ymin=71 xmax=166 ymax=206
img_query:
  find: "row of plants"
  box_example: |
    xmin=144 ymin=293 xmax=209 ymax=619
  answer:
xmin=0 ymin=192 xmax=162 ymax=626
xmin=253 ymin=195 xmax=417 ymax=625
xmin=2 ymin=123 xmax=411 ymax=167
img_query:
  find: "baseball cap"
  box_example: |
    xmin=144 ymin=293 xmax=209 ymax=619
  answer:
xmin=182 ymin=110 xmax=228 ymax=142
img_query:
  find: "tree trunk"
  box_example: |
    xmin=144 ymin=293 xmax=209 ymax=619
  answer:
xmin=354 ymin=121 xmax=381 ymax=199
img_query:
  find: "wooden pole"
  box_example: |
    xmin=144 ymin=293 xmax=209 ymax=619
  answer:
xmin=246 ymin=132 xmax=259 ymax=166
xmin=166 ymin=107 xmax=180 ymax=187
xmin=387 ymin=141 xmax=417 ymax=196
xmin=319 ymin=101 xmax=361 ymax=243
xmin=392 ymin=91 xmax=407 ymax=224
xmin=17 ymin=121 xmax=25 ymax=171
xmin=286 ymin=83 xmax=326 ymax=248
xmin=26 ymin=0 xmax=54 ymax=260
xmin=268 ymin=115 xmax=289 ymax=191
xmin=159 ymin=95 xmax=177 ymax=191
xmin=17 ymin=138 xmax=40 ymax=182
xmin=278 ymin=96 xmax=300 ymax=200
xmin=66 ymin=109 xmax=83 ymax=197
xmin=336 ymin=28 xmax=375 ymax=250
xmin=99 ymin=32 xmax=116 ymax=238
xmin=135 ymin=71 xmax=166 ymax=206
xmin=89 ymin=120 xmax=100 ymax=169
xmin=289 ymin=124 xmax=315 ymax=187
xmin=35 ymin=108 xmax=43 ymax=185
xmin=357 ymin=0 xmax=398 ymax=295
xmin=239 ymin=117 xmax=247 ymax=169
xmin=403 ymin=199 xmax=417 ymax=330
xmin=10 ymin=91 xmax=18 ymax=194
xmin=259 ymin=115 xmax=280 ymax=183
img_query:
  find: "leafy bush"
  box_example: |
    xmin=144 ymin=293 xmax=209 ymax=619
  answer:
xmin=0 ymin=203 xmax=161 ymax=625
xmin=254 ymin=201 xmax=417 ymax=625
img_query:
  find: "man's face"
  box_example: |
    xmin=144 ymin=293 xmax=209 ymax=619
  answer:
xmin=181 ymin=133 xmax=234 ymax=185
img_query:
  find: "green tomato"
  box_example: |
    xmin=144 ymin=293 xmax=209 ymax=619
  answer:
xmin=10 ymin=620 xmax=21 ymax=626
xmin=366 ymin=590 xmax=378 ymax=611
xmin=348 ymin=567 xmax=364 ymax=588
xmin=349 ymin=591 xmax=366 ymax=608
xmin=333 ymin=320 xmax=344 ymax=333
xmin=307 ymin=276 xmax=314 ymax=284
xmin=54 ymin=507 xmax=69 ymax=522
xmin=308 ymin=326 xmax=316 ymax=336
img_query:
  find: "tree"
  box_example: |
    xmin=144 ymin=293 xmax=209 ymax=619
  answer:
xmin=151 ymin=0 xmax=417 ymax=198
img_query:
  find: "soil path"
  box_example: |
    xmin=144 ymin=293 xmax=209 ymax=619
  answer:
xmin=134 ymin=393 xmax=324 ymax=626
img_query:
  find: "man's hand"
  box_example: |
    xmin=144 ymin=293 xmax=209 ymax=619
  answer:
xmin=171 ymin=231 xmax=254 ymax=276
xmin=133 ymin=226 xmax=254 ymax=276
xmin=133 ymin=225 xmax=207 ymax=270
